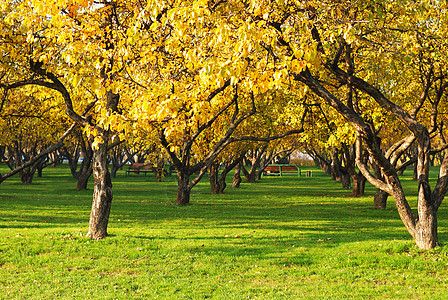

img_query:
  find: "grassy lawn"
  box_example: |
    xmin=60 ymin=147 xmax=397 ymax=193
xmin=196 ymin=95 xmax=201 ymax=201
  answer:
xmin=1 ymin=165 xmax=448 ymax=299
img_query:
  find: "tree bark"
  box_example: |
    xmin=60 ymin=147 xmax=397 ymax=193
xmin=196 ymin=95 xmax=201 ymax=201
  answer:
xmin=343 ymin=143 xmax=367 ymax=197
xmin=36 ymin=157 xmax=47 ymax=178
xmin=295 ymin=66 xmax=441 ymax=249
xmin=241 ymin=146 xmax=269 ymax=183
xmin=330 ymin=149 xmax=352 ymax=189
xmin=232 ymin=162 xmax=242 ymax=188
xmin=216 ymin=171 xmax=228 ymax=194
xmin=371 ymin=156 xmax=388 ymax=209
xmin=110 ymin=145 xmax=133 ymax=178
xmin=350 ymin=173 xmax=366 ymax=197
xmin=176 ymin=169 xmax=191 ymax=205
xmin=75 ymin=140 xmax=93 ymax=190
xmin=329 ymin=158 xmax=342 ymax=182
xmin=110 ymin=164 xmax=120 ymax=178
xmin=415 ymin=212 xmax=438 ymax=250
xmin=155 ymin=162 xmax=165 ymax=182
xmin=86 ymin=138 xmax=113 ymax=239
xmin=374 ymin=189 xmax=388 ymax=209
xmin=242 ymin=164 xmax=257 ymax=183
xmin=307 ymin=148 xmax=332 ymax=175
xmin=76 ymin=165 xmax=93 ymax=190
xmin=19 ymin=167 xmax=35 ymax=184
xmin=210 ymin=155 xmax=243 ymax=194
xmin=340 ymin=172 xmax=351 ymax=190
xmin=209 ymin=163 xmax=221 ymax=194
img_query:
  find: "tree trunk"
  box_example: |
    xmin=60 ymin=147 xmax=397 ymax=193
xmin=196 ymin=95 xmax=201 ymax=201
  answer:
xmin=232 ymin=162 xmax=242 ymax=188
xmin=414 ymin=205 xmax=438 ymax=250
xmin=86 ymin=140 xmax=113 ymax=239
xmin=371 ymin=159 xmax=388 ymax=209
xmin=68 ymin=154 xmax=80 ymax=179
xmin=373 ymin=189 xmax=388 ymax=209
xmin=19 ymin=167 xmax=35 ymax=184
xmin=350 ymin=173 xmax=366 ymax=197
xmin=217 ymin=173 xmax=227 ymax=194
xmin=308 ymin=149 xmax=331 ymax=175
xmin=209 ymin=163 xmax=222 ymax=194
xmin=329 ymin=163 xmax=340 ymax=181
xmin=242 ymin=166 xmax=257 ymax=183
xmin=294 ymin=42 xmax=446 ymax=250
xmin=0 ymin=146 xmax=5 ymax=161
xmin=110 ymin=164 xmax=119 ymax=178
xmin=176 ymin=170 xmax=191 ymax=205
xmin=110 ymin=146 xmax=133 ymax=179
xmin=75 ymin=141 xmax=93 ymax=190
xmin=241 ymin=147 xmax=268 ymax=183
xmin=211 ymin=156 xmax=243 ymax=194
xmin=340 ymin=172 xmax=351 ymax=190
xmin=413 ymin=171 xmax=439 ymax=250
xmin=76 ymin=165 xmax=93 ymax=190
xmin=36 ymin=159 xmax=45 ymax=178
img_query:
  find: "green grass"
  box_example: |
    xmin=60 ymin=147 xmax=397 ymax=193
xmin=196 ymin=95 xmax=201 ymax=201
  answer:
xmin=1 ymin=165 xmax=448 ymax=299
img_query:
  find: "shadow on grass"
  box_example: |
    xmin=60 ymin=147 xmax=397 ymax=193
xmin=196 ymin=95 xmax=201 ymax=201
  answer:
xmin=0 ymin=213 xmax=88 ymax=228
xmin=2 ymin=166 xmax=442 ymax=252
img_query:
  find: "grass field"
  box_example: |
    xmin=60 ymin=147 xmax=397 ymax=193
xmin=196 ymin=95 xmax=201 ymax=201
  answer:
xmin=1 ymin=165 xmax=448 ymax=299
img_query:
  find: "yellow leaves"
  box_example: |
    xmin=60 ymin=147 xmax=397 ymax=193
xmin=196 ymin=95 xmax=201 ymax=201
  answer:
xmin=0 ymin=85 xmax=68 ymax=146
xmin=272 ymin=68 xmax=289 ymax=88
xmin=290 ymin=59 xmax=306 ymax=73
xmin=149 ymin=21 xmax=160 ymax=31
xmin=216 ymin=76 xmax=226 ymax=88
xmin=192 ymin=0 xmax=208 ymax=10
xmin=72 ymin=73 xmax=82 ymax=88
xmin=170 ymin=145 xmax=180 ymax=153
xmin=64 ymin=0 xmax=92 ymax=17
xmin=91 ymin=136 xmax=104 ymax=150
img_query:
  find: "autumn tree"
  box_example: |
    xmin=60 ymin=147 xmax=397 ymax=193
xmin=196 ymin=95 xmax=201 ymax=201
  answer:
xmin=115 ymin=1 xmax=308 ymax=205
xmin=245 ymin=0 xmax=448 ymax=249
xmin=0 ymin=82 xmax=76 ymax=184
xmin=0 ymin=0 xmax=133 ymax=239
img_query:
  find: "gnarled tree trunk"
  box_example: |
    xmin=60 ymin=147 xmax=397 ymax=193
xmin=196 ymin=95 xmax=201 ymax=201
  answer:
xmin=371 ymin=159 xmax=388 ymax=209
xmin=176 ymin=169 xmax=192 ymax=205
xmin=76 ymin=165 xmax=93 ymax=190
xmin=75 ymin=138 xmax=93 ymax=190
xmin=232 ymin=161 xmax=242 ymax=188
xmin=209 ymin=163 xmax=222 ymax=194
xmin=350 ymin=173 xmax=366 ymax=197
xmin=19 ymin=167 xmax=35 ymax=185
xmin=373 ymin=189 xmax=388 ymax=210
xmin=210 ymin=155 xmax=243 ymax=194
xmin=86 ymin=137 xmax=113 ymax=239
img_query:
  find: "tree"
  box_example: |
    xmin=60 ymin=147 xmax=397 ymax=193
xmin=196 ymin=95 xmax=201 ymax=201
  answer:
xmin=0 ymin=85 xmax=73 ymax=184
xmin=209 ymin=152 xmax=245 ymax=194
xmin=1 ymin=0 xmax=129 ymax=239
xmin=61 ymin=129 xmax=94 ymax=190
xmin=115 ymin=1 xmax=308 ymax=205
xmin=252 ymin=1 xmax=448 ymax=249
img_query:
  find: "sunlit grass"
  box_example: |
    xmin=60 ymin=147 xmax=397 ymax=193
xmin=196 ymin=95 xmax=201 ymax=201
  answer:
xmin=1 ymin=164 xmax=448 ymax=299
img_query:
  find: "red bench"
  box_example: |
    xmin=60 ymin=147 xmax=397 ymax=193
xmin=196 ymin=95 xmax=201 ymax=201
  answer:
xmin=262 ymin=164 xmax=301 ymax=177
